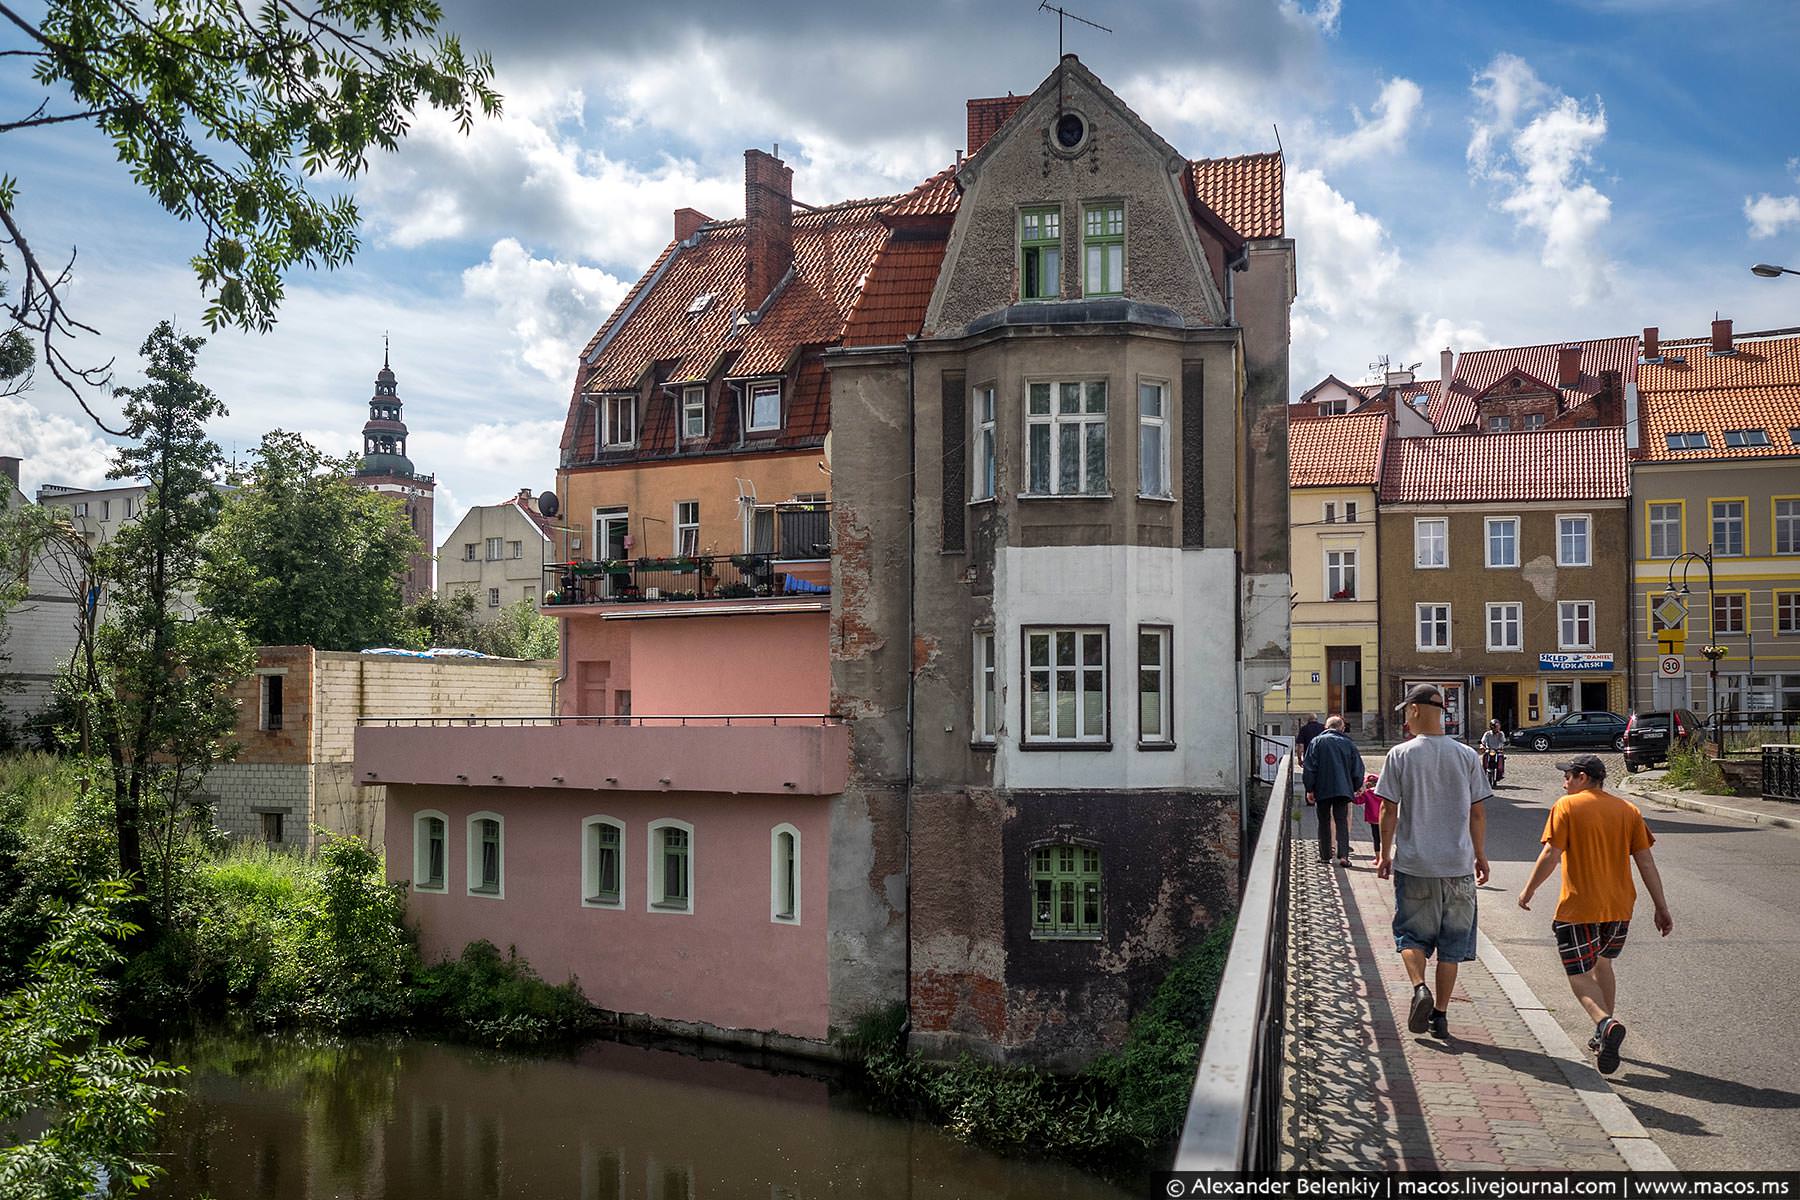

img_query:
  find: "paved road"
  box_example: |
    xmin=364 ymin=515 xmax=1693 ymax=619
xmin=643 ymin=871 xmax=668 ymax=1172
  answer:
xmin=1462 ymin=751 xmax=1800 ymax=1170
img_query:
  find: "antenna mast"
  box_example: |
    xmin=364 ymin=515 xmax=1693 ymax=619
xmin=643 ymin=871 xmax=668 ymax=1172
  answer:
xmin=1037 ymin=2 xmax=1111 ymax=60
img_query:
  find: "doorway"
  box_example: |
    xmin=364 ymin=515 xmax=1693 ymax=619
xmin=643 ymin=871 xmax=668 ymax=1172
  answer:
xmin=1580 ymin=679 xmax=1610 ymax=713
xmin=1325 ymin=647 xmax=1362 ymax=721
xmin=596 ymin=508 xmax=630 ymax=596
xmin=1491 ymin=681 xmax=1519 ymax=733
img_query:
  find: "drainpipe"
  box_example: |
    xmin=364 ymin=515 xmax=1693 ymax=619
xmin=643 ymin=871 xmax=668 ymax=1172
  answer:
xmin=901 ymin=335 xmax=918 ymax=1044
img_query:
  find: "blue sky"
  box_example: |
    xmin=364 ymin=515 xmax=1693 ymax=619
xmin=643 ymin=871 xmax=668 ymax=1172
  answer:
xmin=3 ymin=0 xmax=1797 ymax=540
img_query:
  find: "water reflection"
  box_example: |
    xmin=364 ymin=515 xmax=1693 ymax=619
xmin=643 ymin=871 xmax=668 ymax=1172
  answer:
xmin=149 ymin=1033 xmax=1133 ymax=1199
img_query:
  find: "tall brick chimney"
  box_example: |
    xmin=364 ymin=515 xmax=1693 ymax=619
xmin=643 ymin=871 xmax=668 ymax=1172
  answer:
xmin=1557 ymin=344 xmax=1582 ymax=387
xmin=967 ymin=95 xmax=1027 ymax=155
xmin=1711 ymin=318 xmax=1734 ymax=355
xmin=674 ymin=207 xmax=712 ymax=243
xmin=743 ymin=149 xmax=793 ymax=313
xmin=1642 ymin=326 xmax=1660 ymax=362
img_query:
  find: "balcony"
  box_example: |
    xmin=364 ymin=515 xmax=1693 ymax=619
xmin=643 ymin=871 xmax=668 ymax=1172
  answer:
xmin=354 ymin=714 xmax=850 ymax=796
xmin=546 ymin=504 xmax=832 ymax=607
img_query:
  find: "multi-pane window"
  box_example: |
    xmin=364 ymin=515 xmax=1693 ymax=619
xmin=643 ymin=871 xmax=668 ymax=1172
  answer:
xmin=1487 ymin=416 xmax=1510 ymax=432
xmin=1777 ymin=592 xmax=1800 ymax=635
xmin=974 ymin=631 xmax=997 ymax=743
xmin=1486 ymin=603 xmax=1522 ymax=651
xmin=486 ymin=536 xmax=504 ymax=561
xmin=1020 ymin=207 xmax=1061 ymax=300
xmin=602 ymin=395 xmax=636 ymax=447
xmin=488 ymin=587 xmax=501 ymax=608
xmin=675 ymin=501 xmax=700 ymax=556
xmin=1026 ymin=381 xmax=1107 ymax=495
xmin=1775 ymin=499 xmax=1800 ymax=554
xmin=1032 ymin=845 xmax=1101 ymax=937
xmin=972 ymin=386 xmax=997 ymax=500
xmin=748 ymin=382 xmax=782 ymax=432
xmin=1648 ymin=502 xmax=1683 ymax=558
xmin=682 ymin=386 xmax=706 ymax=440
xmin=585 ymin=820 xmax=622 ymax=906
xmin=414 ymin=813 xmax=446 ymax=891
xmin=1344 ymin=501 xmax=1359 ymax=523
xmin=651 ymin=824 xmax=691 ymax=911
xmin=1713 ymin=593 xmax=1746 ymax=635
xmin=1414 ymin=519 xmax=1447 ymax=568
xmin=469 ymin=815 xmax=502 ymax=897
xmin=1712 ymin=500 xmax=1745 ymax=556
xmin=1083 ymin=204 xmax=1124 ymax=296
xmin=463 ymin=543 xmax=477 ymax=561
xmin=1666 ymin=431 xmax=1709 ymax=451
xmin=1558 ymin=601 xmax=1595 ymax=650
xmin=1138 ymin=627 xmax=1171 ymax=745
xmin=1138 ymin=381 xmax=1168 ymax=496
xmin=1522 ymin=413 xmax=1546 ymax=430
xmin=1025 ymin=627 xmax=1108 ymax=743
xmin=1417 ymin=604 xmax=1451 ymax=651
xmin=508 ymin=540 xmax=523 ymax=559
xmin=1723 ymin=428 xmax=1770 ymax=448
xmin=1557 ymin=515 xmax=1591 ymax=566
xmin=1485 ymin=517 xmax=1519 ymax=568
xmin=1325 ymin=549 xmax=1357 ymax=599
xmin=771 ymin=826 xmax=799 ymax=924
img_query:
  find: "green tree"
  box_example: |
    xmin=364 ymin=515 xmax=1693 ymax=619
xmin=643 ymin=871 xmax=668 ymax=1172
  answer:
xmin=203 ymin=429 xmax=420 ymax=650
xmin=0 ymin=0 xmax=500 ymax=423
xmin=476 ymin=596 xmax=558 ymax=659
xmin=401 ymin=588 xmax=479 ymax=649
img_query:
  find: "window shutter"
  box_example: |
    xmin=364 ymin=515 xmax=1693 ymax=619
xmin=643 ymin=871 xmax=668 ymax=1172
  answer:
xmin=942 ymin=371 xmax=967 ymax=552
xmin=1181 ymin=362 xmax=1205 ymax=547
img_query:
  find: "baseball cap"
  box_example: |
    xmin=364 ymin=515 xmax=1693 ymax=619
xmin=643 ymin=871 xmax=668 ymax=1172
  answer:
xmin=1393 ymin=683 xmax=1445 ymax=713
xmin=1554 ymin=753 xmax=1607 ymax=781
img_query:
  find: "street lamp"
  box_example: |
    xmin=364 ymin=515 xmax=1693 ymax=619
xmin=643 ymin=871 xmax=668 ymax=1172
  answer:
xmin=1751 ymin=263 xmax=1800 ymax=278
xmin=1664 ymin=546 xmax=1718 ymax=721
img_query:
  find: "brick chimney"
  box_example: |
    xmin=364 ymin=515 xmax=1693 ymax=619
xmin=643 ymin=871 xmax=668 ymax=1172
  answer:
xmin=1557 ymin=344 xmax=1582 ymax=387
xmin=743 ymin=149 xmax=793 ymax=313
xmin=1642 ymin=326 xmax=1660 ymax=362
xmin=674 ymin=207 xmax=711 ymax=243
xmin=967 ymin=95 xmax=1028 ymax=155
xmin=1711 ymin=318 xmax=1734 ymax=356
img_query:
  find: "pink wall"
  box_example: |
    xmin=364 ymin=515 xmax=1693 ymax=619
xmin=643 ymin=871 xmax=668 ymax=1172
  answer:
xmin=384 ymin=786 xmax=832 ymax=1041
xmin=628 ymin=610 xmax=829 ymax=715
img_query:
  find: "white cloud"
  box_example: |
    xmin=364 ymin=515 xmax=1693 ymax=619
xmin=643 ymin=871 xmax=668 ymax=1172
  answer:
xmin=1322 ymin=77 xmax=1422 ymax=165
xmin=1467 ymin=54 xmax=1554 ymax=176
xmin=1745 ymin=161 xmax=1800 ymax=239
xmin=462 ymin=239 xmax=627 ymax=381
xmin=1282 ymin=0 xmax=1344 ymax=36
xmin=0 ymin=395 xmax=119 ymax=497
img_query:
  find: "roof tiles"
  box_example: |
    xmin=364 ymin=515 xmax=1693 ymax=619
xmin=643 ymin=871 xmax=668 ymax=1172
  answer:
xmin=1637 ymin=333 xmax=1800 ymax=462
xmin=1380 ymin=427 xmax=1628 ymax=503
xmin=1290 ymin=412 xmax=1388 ymax=487
xmin=842 ymin=237 xmax=950 ymax=348
xmin=1432 ymin=336 xmax=1636 ymax=431
xmin=1190 ymin=153 xmax=1284 ymax=240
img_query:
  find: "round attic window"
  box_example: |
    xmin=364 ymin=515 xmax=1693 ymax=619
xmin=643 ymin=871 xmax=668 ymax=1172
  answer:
xmin=1054 ymin=112 xmax=1088 ymax=151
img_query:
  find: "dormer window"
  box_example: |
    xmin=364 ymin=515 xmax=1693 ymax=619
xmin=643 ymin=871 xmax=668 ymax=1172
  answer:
xmin=1020 ymin=207 xmax=1061 ymax=301
xmin=748 ymin=381 xmax=782 ymax=433
xmin=1487 ymin=416 xmax=1511 ymax=432
xmin=1083 ymin=204 xmax=1124 ymax=297
xmin=601 ymin=395 xmax=637 ymax=448
xmin=682 ymin=386 xmax=706 ymax=440
xmin=1316 ymin=399 xmax=1346 ymax=416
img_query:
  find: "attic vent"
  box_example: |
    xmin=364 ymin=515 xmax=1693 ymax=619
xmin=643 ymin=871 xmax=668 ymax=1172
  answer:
xmin=687 ymin=293 xmax=715 ymax=316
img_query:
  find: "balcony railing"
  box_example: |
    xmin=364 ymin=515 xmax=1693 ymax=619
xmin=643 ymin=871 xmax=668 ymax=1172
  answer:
xmin=545 ymin=504 xmax=833 ymax=606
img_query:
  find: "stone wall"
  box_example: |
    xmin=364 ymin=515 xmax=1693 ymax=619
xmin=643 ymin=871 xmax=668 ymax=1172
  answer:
xmin=201 ymin=762 xmax=312 ymax=849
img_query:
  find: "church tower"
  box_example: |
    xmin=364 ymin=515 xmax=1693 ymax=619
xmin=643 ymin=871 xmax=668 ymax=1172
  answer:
xmin=353 ymin=343 xmax=435 ymax=604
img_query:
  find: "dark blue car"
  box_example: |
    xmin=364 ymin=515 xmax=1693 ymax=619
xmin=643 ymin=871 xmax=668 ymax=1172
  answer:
xmin=1509 ymin=711 xmax=1627 ymax=753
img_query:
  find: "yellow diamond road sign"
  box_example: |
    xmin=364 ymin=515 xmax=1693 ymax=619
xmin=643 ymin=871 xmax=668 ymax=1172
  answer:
xmin=1654 ymin=594 xmax=1688 ymax=630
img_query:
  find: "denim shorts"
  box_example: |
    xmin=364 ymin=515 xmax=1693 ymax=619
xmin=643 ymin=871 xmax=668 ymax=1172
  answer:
xmin=1392 ymin=871 xmax=1478 ymax=963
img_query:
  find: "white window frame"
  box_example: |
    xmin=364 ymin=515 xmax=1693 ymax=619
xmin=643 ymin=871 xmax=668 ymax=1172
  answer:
xmin=1023 ymin=626 xmax=1109 ymax=744
xmin=1486 ymin=602 xmax=1522 ymax=652
xmin=1344 ymin=501 xmax=1359 ymax=523
xmin=1775 ymin=499 xmax=1800 ymax=555
xmin=646 ymin=818 xmax=694 ymax=915
xmin=1485 ymin=517 xmax=1519 ymax=568
xmin=747 ymin=381 xmax=782 ymax=433
xmin=602 ymin=394 xmax=637 ymax=448
xmin=488 ymin=587 xmax=501 ymax=608
xmin=463 ymin=542 xmax=477 ymax=562
xmin=1558 ymin=600 xmax=1596 ymax=650
xmin=1137 ymin=625 xmax=1172 ymax=746
xmin=1414 ymin=518 xmax=1448 ymax=569
xmin=1322 ymin=502 xmax=1336 ymax=523
xmin=1522 ymin=413 xmax=1546 ymax=430
xmin=1416 ymin=603 xmax=1452 ymax=652
xmin=466 ymin=811 xmax=504 ymax=899
xmin=1648 ymin=502 xmax=1683 ymax=558
xmin=770 ymin=823 xmax=801 ymax=925
xmin=681 ymin=385 xmax=706 ymax=441
xmin=1713 ymin=592 xmax=1747 ymax=636
xmin=1324 ymin=548 xmax=1357 ymax=600
xmin=1776 ymin=591 xmax=1800 ymax=635
xmin=508 ymin=540 xmax=523 ymax=560
xmin=1711 ymin=500 xmax=1746 ymax=557
xmin=485 ymin=536 xmax=504 ymax=561
xmin=413 ymin=809 xmax=448 ymax=893
xmin=1024 ymin=379 xmax=1108 ymax=496
xmin=256 ymin=669 xmax=286 ymax=732
xmin=1137 ymin=379 xmax=1170 ymax=498
xmin=974 ymin=630 xmax=998 ymax=744
xmin=1557 ymin=514 xmax=1592 ymax=567
xmin=72 ymin=501 xmax=88 ymax=517
xmin=580 ymin=816 xmax=625 ymax=909
xmin=972 ymin=385 xmax=997 ymax=501
xmin=674 ymin=500 xmax=700 ymax=556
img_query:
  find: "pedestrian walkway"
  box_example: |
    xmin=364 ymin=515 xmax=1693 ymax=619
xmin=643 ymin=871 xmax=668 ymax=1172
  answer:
xmin=1281 ymin=821 xmax=1661 ymax=1171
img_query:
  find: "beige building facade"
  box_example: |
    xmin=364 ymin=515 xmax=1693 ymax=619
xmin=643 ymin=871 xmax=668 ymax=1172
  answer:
xmin=438 ymin=492 xmax=555 ymax=617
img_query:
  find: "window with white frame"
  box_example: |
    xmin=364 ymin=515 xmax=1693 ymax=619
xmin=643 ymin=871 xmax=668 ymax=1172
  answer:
xmin=1486 ymin=603 xmax=1522 ymax=652
xmin=467 ymin=813 xmax=503 ymax=898
xmin=413 ymin=811 xmax=447 ymax=892
xmin=1487 ymin=416 xmax=1511 ymax=432
xmin=647 ymin=820 xmax=693 ymax=912
xmin=1138 ymin=380 xmax=1168 ymax=497
xmin=1711 ymin=500 xmax=1745 ymax=556
xmin=1648 ymin=502 xmax=1683 ymax=558
xmin=1026 ymin=381 xmax=1107 ymax=495
xmin=1322 ymin=502 xmax=1337 ymax=523
xmin=463 ymin=542 xmax=477 ymax=561
xmin=1024 ymin=627 xmax=1108 ymax=743
xmin=1522 ymin=413 xmax=1546 ymax=430
xmin=771 ymin=824 xmax=800 ymax=924
xmin=682 ymin=386 xmax=706 ymax=441
xmin=1557 ymin=515 xmax=1591 ymax=566
xmin=1713 ymin=592 xmax=1746 ymax=635
xmin=974 ymin=631 xmax=997 ymax=743
xmin=1485 ymin=517 xmax=1519 ymax=568
xmin=602 ymin=394 xmax=637 ymax=448
xmin=1416 ymin=604 xmax=1451 ymax=651
xmin=488 ymin=587 xmax=501 ymax=608
xmin=1316 ymin=398 xmax=1346 ymax=416
xmin=508 ymin=540 xmax=523 ymax=559
xmin=1138 ymin=626 xmax=1171 ymax=745
xmin=581 ymin=817 xmax=623 ymax=907
xmin=1344 ymin=501 xmax=1359 ymax=523
xmin=1414 ymin=519 xmax=1448 ymax=569
xmin=486 ymin=536 xmax=504 ymax=561
xmin=674 ymin=501 xmax=699 ymax=556
xmin=72 ymin=502 xmax=87 ymax=517
xmin=748 ymin=381 xmax=782 ymax=432
xmin=1558 ymin=600 xmax=1595 ymax=649
xmin=1776 ymin=499 xmax=1800 ymax=554
xmin=1777 ymin=591 xmax=1800 ymax=635
xmin=972 ymin=386 xmax=997 ymax=500
xmin=1325 ymin=549 xmax=1357 ymax=599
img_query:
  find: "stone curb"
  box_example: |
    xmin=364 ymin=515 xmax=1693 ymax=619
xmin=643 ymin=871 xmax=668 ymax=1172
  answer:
xmin=1473 ymin=929 xmax=1677 ymax=1170
xmin=1615 ymin=778 xmax=1799 ymax=831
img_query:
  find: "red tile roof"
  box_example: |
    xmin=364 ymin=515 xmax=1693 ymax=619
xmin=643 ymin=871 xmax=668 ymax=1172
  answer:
xmin=1637 ymin=332 xmax=1800 ymax=463
xmin=882 ymin=165 xmax=960 ymax=220
xmin=1432 ymin=336 xmax=1636 ymax=432
xmin=1380 ymin=427 xmax=1628 ymax=503
xmin=1289 ymin=412 xmax=1388 ymax=487
xmin=841 ymin=236 xmax=950 ymax=348
xmin=1638 ymin=332 xmax=1800 ymax=392
xmin=508 ymin=495 xmax=557 ymax=540
xmin=1190 ymin=153 xmax=1284 ymax=240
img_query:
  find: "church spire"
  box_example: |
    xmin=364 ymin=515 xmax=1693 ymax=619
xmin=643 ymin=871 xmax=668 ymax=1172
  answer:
xmin=357 ymin=345 xmax=414 ymax=478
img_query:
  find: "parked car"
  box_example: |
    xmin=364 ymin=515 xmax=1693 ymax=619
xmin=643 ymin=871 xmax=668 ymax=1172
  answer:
xmin=1509 ymin=711 xmax=1628 ymax=753
xmin=1622 ymin=708 xmax=1703 ymax=772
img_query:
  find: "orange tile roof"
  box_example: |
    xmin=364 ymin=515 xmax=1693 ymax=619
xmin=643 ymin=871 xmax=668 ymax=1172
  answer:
xmin=1638 ymin=331 xmax=1800 ymax=392
xmin=883 ymin=165 xmax=960 ymax=220
xmin=1638 ymin=385 xmax=1800 ymax=462
xmin=1380 ymin=428 xmax=1628 ymax=503
xmin=1289 ymin=411 xmax=1388 ymax=487
xmin=841 ymin=236 xmax=949 ymax=348
xmin=1190 ymin=153 xmax=1284 ymax=240
xmin=1433 ymin=336 xmax=1636 ymax=431
xmin=508 ymin=495 xmax=557 ymax=540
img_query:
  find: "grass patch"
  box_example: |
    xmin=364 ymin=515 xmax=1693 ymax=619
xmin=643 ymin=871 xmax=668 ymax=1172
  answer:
xmin=1662 ymin=743 xmax=1732 ymax=794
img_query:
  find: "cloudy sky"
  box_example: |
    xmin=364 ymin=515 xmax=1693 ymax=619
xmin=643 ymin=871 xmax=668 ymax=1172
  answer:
xmin=4 ymin=0 xmax=1798 ymax=541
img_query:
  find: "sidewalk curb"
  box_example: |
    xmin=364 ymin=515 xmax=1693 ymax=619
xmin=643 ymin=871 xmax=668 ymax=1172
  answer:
xmin=1616 ymin=779 xmax=1799 ymax=830
xmin=1474 ymin=930 xmax=1677 ymax=1170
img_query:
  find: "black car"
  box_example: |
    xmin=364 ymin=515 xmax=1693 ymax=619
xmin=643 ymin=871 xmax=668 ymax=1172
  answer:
xmin=1622 ymin=708 xmax=1703 ymax=772
xmin=1509 ymin=711 xmax=1628 ymax=753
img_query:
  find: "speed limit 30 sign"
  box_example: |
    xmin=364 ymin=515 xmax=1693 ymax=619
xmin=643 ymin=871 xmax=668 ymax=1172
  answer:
xmin=1657 ymin=654 xmax=1686 ymax=678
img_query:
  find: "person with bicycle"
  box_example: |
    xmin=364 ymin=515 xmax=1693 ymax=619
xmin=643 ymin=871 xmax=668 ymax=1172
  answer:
xmin=1479 ymin=719 xmax=1507 ymax=785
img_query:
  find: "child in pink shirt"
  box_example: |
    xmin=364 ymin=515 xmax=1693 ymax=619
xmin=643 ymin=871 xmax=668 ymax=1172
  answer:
xmin=1354 ymin=772 xmax=1382 ymax=852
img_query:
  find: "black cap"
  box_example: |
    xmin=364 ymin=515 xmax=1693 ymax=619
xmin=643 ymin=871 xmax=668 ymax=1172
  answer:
xmin=1554 ymin=753 xmax=1607 ymax=781
xmin=1394 ymin=683 xmax=1445 ymax=713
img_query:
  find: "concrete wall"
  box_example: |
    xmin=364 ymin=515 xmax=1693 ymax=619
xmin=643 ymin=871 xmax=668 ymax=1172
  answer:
xmin=437 ymin=502 xmax=549 ymax=617
xmin=626 ymin=608 xmax=830 ymax=717
xmin=201 ymin=762 xmax=313 ymax=849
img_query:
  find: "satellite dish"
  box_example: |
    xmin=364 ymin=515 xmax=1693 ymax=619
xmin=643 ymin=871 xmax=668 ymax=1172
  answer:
xmin=822 ymin=431 xmax=832 ymax=467
xmin=538 ymin=491 xmax=560 ymax=518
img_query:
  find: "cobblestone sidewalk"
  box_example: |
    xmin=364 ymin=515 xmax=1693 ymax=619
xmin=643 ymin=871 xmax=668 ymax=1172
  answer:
xmin=1281 ymin=824 xmax=1632 ymax=1171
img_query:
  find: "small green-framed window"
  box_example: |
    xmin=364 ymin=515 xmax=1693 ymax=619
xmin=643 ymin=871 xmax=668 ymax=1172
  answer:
xmin=656 ymin=826 xmax=690 ymax=909
xmin=1083 ymin=204 xmax=1124 ymax=296
xmin=1020 ymin=207 xmax=1061 ymax=300
xmin=1032 ymin=844 xmax=1101 ymax=937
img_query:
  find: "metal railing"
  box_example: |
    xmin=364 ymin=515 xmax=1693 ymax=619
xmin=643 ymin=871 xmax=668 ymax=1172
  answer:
xmin=1706 ymin=707 xmax=1800 ymax=751
xmin=1765 ymin=745 xmax=1800 ymax=803
xmin=544 ymin=550 xmax=830 ymax=607
xmin=1176 ymin=747 xmax=1295 ymax=1172
xmin=357 ymin=713 xmax=843 ymax=728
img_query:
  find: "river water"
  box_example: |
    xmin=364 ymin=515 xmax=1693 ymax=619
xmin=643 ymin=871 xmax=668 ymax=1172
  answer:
xmin=146 ymin=1034 xmax=1137 ymax=1199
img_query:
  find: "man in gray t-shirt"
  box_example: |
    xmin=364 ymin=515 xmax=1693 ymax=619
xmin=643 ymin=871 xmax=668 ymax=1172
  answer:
xmin=1376 ymin=684 xmax=1492 ymax=1040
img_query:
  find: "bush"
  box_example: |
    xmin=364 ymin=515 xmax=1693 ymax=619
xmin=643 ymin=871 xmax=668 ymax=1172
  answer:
xmin=1663 ymin=743 xmax=1732 ymax=794
xmin=412 ymin=940 xmax=594 ymax=1047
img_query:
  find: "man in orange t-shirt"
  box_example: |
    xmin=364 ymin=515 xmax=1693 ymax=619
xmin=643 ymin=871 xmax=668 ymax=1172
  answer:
xmin=1517 ymin=753 xmax=1674 ymax=1075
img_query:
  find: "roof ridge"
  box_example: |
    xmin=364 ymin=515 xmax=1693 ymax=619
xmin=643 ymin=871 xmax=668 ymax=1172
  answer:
xmin=698 ymin=195 xmax=901 ymax=231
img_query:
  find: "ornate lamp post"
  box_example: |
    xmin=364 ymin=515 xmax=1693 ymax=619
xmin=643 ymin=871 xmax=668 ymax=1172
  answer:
xmin=1664 ymin=546 xmax=1719 ymax=719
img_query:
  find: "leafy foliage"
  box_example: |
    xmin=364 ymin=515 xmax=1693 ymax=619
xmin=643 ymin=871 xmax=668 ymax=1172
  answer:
xmin=401 ymin=591 xmax=558 ymax=658
xmin=412 ymin=940 xmax=595 ymax=1048
xmin=1662 ymin=742 xmax=1732 ymax=794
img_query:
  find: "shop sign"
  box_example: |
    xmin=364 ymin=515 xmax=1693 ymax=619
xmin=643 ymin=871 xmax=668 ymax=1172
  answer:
xmin=1538 ymin=653 xmax=1614 ymax=671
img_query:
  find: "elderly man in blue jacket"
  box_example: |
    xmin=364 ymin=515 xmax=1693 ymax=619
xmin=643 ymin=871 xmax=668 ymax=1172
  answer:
xmin=1303 ymin=715 xmax=1365 ymax=866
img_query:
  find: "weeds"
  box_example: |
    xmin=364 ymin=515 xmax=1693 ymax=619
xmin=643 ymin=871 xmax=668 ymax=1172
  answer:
xmin=1662 ymin=743 xmax=1732 ymax=794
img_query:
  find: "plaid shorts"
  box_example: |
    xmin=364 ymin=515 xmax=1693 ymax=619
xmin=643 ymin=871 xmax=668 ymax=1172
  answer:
xmin=1552 ymin=920 xmax=1630 ymax=976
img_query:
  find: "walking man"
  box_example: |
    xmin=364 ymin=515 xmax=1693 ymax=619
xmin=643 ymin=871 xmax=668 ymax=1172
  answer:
xmin=1517 ymin=753 xmax=1673 ymax=1074
xmin=1295 ymin=713 xmax=1325 ymax=763
xmin=1375 ymin=684 xmax=1491 ymax=1039
xmin=1303 ymin=715 xmax=1364 ymax=866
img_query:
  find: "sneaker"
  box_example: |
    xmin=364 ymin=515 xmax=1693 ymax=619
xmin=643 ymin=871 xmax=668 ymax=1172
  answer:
xmin=1586 ymin=1034 xmax=1602 ymax=1054
xmin=1429 ymin=1011 xmax=1449 ymax=1039
xmin=1596 ymin=1020 xmax=1627 ymax=1074
xmin=1407 ymin=983 xmax=1433 ymax=1034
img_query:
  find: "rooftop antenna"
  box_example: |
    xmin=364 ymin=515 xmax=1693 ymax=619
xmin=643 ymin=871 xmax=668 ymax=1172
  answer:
xmin=1038 ymin=2 xmax=1111 ymax=113
xmin=1272 ymin=123 xmax=1285 ymax=162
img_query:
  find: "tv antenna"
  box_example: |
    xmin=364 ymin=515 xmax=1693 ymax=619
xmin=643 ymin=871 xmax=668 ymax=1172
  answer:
xmin=1038 ymin=2 xmax=1111 ymax=59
